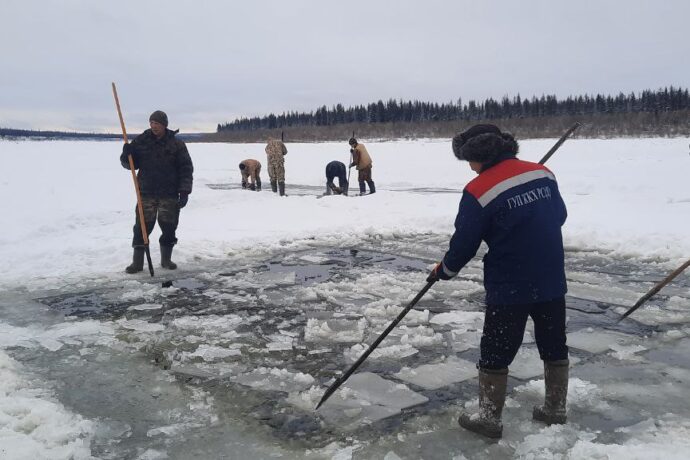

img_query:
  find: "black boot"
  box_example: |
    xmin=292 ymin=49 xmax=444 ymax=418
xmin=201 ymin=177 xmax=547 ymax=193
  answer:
xmin=458 ymin=368 xmax=508 ymax=439
xmin=367 ymin=180 xmax=376 ymax=194
xmin=160 ymin=245 xmax=177 ymax=270
xmin=278 ymin=181 xmax=286 ymax=196
xmin=125 ymin=247 xmax=145 ymax=274
xmin=533 ymin=359 xmax=569 ymax=425
xmin=256 ymin=178 xmax=262 ymax=191
xmin=270 ymin=180 xmax=278 ymax=193
xmin=359 ymin=181 xmax=366 ymax=196
xmin=249 ymin=183 xmax=256 ymax=191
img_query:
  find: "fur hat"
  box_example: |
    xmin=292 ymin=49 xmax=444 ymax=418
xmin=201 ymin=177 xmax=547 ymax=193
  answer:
xmin=348 ymin=137 xmax=357 ymax=146
xmin=452 ymin=124 xmax=518 ymax=164
xmin=149 ymin=110 xmax=168 ymax=127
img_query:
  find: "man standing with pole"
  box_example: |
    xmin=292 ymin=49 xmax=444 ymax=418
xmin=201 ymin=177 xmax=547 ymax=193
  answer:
xmin=427 ymin=124 xmax=569 ymax=438
xmin=117 ymin=101 xmax=194 ymax=273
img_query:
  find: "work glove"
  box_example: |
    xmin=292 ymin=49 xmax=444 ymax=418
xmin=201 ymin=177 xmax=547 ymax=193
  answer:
xmin=122 ymin=143 xmax=135 ymax=156
xmin=349 ymin=162 xmax=356 ymax=168
xmin=350 ymin=148 xmax=355 ymax=154
xmin=177 ymin=192 xmax=189 ymax=208
xmin=426 ymin=262 xmax=453 ymax=282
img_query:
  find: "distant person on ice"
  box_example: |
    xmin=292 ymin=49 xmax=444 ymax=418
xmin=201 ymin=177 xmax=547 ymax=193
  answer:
xmin=265 ymin=137 xmax=288 ymax=196
xmin=120 ymin=110 xmax=194 ymax=273
xmin=427 ymin=124 xmax=569 ymax=439
xmin=239 ymin=159 xmax=262 ymax=191
xmin=324 ymin=160 xmax=349 ymax=195
xmin=348 ymin=138 xmax=375 ymax=195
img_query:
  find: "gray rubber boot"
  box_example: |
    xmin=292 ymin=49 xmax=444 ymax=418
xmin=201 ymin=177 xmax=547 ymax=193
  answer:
xmin=278 ymin=181 xmax=286 ymax=197
xmin=359 ymin=181 xmax=366 ymax=195
xmin=125 ymin=247 xmax=145 ymax=274
xmin=367 ymin=180 xmax=376 ymax=194
xmin=160 ymin=245 xmax=177 ymax=270
xmin=533 ymin=359 xmax=569 ymax=425
xmin=255 ymin=178 xmax=261 ymax=191
xmin=270 ymin=180 xmax=278 ymax=193
xmin=459 ymin=368 xmax=508 ymax=439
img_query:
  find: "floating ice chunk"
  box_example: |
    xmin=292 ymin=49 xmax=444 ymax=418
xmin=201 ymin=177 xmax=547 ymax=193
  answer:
xmin=128 ymin=303 xmax=163 ymax=312
xmin=450 ymin=329 xmax=482 ymax=352
xmin=118 ymin=319 xmax=165 ymax=332
xmin=568 ymin=329 xmax=635 ymax=354
xmin=254 ymin=270 xmax=297 ymax=287
xmin=299 ymin=254 xmax=329 ymax=264
xmin=609 ymin=343 xmax=647 ymax=361
xmin=514 ymin=377 xmax=610 ymax=411
xmin=344 ymin=343 xmax=418 ymax=362
xmin=395 ymin=357 xmax=476 ymax=390
xmin=171 ymin=314 xmax=243 ymax=332
xmin=304 ymin=318 xmax=366 ymax=343
xmin=510 ymin=348 xmax=548 ymax=380
xmin=395 ymin=325 xmax=443 ymax=347
xmin=188 ymin=345 xmax=242 ymax=361
xmin=233 ymin=367 xmax=315 ymax=393
xmin=343 ymin=372 xmax=428 ymax=410
xmin=430 ymin=311 xmax=484 ymax=329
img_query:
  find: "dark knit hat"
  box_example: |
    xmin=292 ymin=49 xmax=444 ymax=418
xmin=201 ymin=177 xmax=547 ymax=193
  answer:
xmin=348 ymin=137 xmax=357 ymax=146
xmin=149 ymin=110 xmax=168 ymax=127
xmin=452 ymin=124 xmax=518 ymax=164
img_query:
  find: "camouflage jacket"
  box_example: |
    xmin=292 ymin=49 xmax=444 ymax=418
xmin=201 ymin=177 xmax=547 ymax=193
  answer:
xmin=265 ymin=140 xmax=287 ymax=164
xmin=120 ymin=128 xmax=193 ymax=198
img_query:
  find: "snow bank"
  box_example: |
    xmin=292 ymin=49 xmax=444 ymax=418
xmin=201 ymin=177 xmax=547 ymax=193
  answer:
xmin=0 ymin=350 xmax=94 ymax=459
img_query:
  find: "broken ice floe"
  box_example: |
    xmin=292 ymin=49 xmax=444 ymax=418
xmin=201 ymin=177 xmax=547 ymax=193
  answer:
xmin=394 ymin=356 xmax=476 ymax=390
xmin=314 ymin=372 xmax=428 ymax=430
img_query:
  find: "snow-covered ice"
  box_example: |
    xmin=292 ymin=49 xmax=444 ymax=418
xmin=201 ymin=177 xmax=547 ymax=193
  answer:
xmin=1 ymin=137 xmax=689 ymax=458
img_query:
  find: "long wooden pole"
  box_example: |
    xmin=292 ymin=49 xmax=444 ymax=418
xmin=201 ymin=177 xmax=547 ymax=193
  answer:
xmin=112 ymin=82 xmax=154 ymax=277
xmin=618 ymin=258 xmax=690 ymax=322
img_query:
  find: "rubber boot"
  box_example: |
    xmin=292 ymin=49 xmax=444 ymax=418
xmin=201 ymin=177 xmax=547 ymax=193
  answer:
xmin=359 ymin=181 xmax=366 ymax=196
xmin=458 ymin=368 xmax=508 ymax=439
xmin=270 ymin=180 xmax=278 ymax=193
xmin=241 ymin=180 xmax=248 ymax=190
xmin=160 ymin=245 xmax=177 ymax=270
xmin=125 ymin=247 xmax=145 ymax=274
xmin=249 ymin=183 xmax=256 ymax=191
xmin=367 ymin=180 xmax=376 ymax=194
xmin=533 ymin=359 xmax=569 ymax=425
xmin=255 ymin=178 xmax=262 ymax=191
xmin=278 ymin=181 xmax=286 ymax=197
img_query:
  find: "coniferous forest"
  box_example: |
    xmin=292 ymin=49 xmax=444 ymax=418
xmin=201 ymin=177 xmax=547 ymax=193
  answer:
xmin=211 ymin=86 xmax=690 ymax=142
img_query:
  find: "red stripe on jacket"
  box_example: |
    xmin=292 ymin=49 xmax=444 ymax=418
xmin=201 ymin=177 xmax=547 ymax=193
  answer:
xmin=465 ymin=159 xmax=552 ymax=200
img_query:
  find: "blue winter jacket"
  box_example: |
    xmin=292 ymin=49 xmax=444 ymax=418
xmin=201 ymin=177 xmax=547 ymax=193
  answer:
xmin=441 ymin=157 xmax=567 ymax=305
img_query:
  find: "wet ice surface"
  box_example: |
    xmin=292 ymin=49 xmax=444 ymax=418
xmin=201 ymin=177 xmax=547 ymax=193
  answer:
xmin=1 ymin=234 xmax=689 ymax=458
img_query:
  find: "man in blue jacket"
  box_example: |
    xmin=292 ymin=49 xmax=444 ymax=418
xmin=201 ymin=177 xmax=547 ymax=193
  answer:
xmin=427 ymin=124 xmax=569 ymax=439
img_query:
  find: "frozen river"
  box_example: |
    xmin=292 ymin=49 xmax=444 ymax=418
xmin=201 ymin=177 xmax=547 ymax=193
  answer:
xmin=2 ymin=233 xmax=689 ymax=459
xmin=1 ymin=137 xmax=689 ymax=458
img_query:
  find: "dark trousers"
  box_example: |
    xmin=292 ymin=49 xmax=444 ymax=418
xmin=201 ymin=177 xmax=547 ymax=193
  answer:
xmin=479 ymin=296 xmax=568 ymax=370
xmin=132 ymin=197 xmax=180 ymax=248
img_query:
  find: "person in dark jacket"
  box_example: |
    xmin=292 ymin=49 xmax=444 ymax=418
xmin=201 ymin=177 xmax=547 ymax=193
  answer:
xmin=120 ymin=110 xmax=193 ymax=273
xmin=427 ymin=124 xmax=569 ymax=439
xmin=324 ymin=160 xmax=349 ymax=195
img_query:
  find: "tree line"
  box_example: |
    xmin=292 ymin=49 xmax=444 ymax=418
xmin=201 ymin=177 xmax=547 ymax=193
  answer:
xmin=216 ymin=87 xmax=690 ymax=133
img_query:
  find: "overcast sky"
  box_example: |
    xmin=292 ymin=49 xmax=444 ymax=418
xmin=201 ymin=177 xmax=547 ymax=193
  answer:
xmin=1 ymin=0 xmax=689 ymax=133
